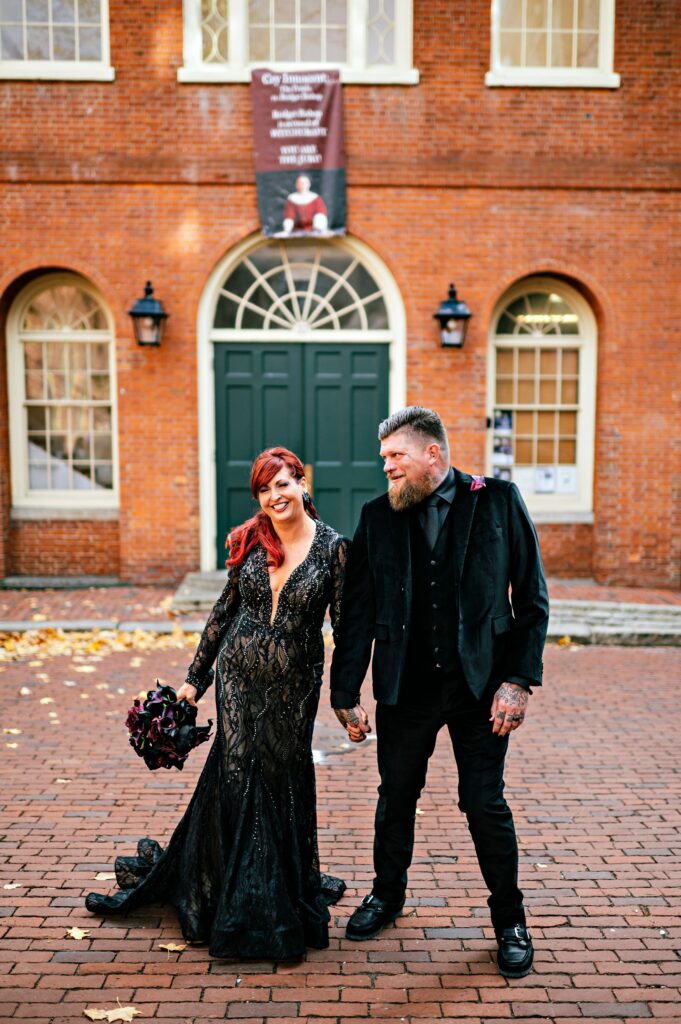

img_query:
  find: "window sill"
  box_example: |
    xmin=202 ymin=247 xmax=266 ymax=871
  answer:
xmin=531 ymin=511 xmax=594 ymax=524
xmin=0 ymin=62 xmax=115 ymax=81
xmin=485 ymin=69 xmax=620 ymax=89
xmin=11 ymin=506 xmax=119 ymax=521
xmin=178 ymin=64 xmax=419 ymax=85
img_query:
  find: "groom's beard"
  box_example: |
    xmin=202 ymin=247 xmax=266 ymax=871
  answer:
xmin=387 ymin=471 xmax=434 ymax=511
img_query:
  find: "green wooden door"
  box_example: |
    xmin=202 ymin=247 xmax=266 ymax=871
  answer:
xmin=214 ymin=342 xmax=388 ymax=562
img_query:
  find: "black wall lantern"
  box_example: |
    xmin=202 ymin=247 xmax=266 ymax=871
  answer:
xmin=128 ymin=281 xmax=168 ymax=347
xmin=433 ymin=282 xmax=472 ymax=348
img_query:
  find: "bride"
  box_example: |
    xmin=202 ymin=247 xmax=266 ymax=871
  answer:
xmin=86 ymin=447 xmax=349 ymax=960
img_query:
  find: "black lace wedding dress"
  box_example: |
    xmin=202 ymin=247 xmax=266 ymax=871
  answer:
xmin=86 ymin=520 xmax=349 ymax=960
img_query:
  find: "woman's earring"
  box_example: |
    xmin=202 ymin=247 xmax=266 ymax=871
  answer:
xmin=303 ymin=491 xmax=311 ymax=507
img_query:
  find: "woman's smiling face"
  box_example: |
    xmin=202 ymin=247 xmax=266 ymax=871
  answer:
xmin=257 ymin=464 xmax=307 ymax=524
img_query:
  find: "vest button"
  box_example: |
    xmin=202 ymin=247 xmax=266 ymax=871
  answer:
xmin=430 ymin=560 xmax=437 ymax=566
xmin=432 ymin=603 xmax=438 ymax=609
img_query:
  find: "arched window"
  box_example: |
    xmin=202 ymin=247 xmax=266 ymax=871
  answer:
xmin=488 ymin=278 xmax=596 ymax=517
xmin=213 ymin=239 xmax=390 ymax=336
xmin=6 ymin=273 xmax=118 ymax=510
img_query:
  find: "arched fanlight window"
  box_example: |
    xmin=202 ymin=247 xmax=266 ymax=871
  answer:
xmin=488 ymin=278 xmax=597 ymax=517
xmin=7 ymin=274 xmax=118 ymax=509
xmin=213 ymin=240 xmax=389 ymax=335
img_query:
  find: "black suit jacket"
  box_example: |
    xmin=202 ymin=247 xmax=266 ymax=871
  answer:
xmin=330 ymin=469 xmax=549 ymax=707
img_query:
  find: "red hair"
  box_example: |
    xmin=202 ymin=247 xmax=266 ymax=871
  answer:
xmin=226 ymin=447 xmax=319 ymax=571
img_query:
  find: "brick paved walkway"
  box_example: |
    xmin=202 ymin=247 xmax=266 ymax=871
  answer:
xmin=1 ymin=643 xmax=680 ymax=1023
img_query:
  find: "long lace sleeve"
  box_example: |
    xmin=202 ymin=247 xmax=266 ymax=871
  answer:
xmin=329 ymin=536 xmax=350 ymax=646
xmin=185 ymin=575 xmax=237 ymax=700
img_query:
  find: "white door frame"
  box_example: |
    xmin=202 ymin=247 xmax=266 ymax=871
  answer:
xmin=196 ymin=233 xmax=407 ymax=571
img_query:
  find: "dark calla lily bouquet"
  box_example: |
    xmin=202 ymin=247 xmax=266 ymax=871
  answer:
xmin=126 ymin=682 xmax=213 ymax=771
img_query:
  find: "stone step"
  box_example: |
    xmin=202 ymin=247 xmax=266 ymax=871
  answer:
xmin=169 ymin=572 xmax=681 ymax=646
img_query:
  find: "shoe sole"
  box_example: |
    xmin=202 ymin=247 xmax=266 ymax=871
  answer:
xmin=345 ymin=908 xmax=404 ymax=942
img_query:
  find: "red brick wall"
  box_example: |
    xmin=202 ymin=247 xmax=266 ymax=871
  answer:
xmin=0 ymin=0 xmax=678 ymax=589
xmin=9 ymin=520 xmax=120 ymax=577
xmin=537 ymin=524 xmax=594 ymax=579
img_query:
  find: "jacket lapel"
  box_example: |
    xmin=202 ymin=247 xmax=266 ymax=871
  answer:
xmin=452 ymin=468 xmax=479 ymax=583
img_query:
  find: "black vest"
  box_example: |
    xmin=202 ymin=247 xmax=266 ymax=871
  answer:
xmin=403 ymin=504 xmax=462 ymax=689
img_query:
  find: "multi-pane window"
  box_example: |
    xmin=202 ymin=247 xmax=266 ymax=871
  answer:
xmin=8 ymin=278 xmax=117 ymax=507
xmin=214 ymin=240 xmax=389 ymax=333
xmin=180 ymin=0 xmax=417 ymax=84
xmin=248 ymin=0 xmax=348 ymax=64
xmin=486 ymin=0 xmax=619 ymax=88
xmin=0 ymin=0 xmax=113 ymax=79
xmin=489 ymin=282 xmax=596 ymax=515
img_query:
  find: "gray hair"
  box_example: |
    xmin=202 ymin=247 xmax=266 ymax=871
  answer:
xmin=378 ymin=406 xmax=450 ymax=459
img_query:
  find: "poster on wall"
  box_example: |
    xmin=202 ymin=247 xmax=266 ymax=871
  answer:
xmin=251 ymin=68 xmax=347 ymax=237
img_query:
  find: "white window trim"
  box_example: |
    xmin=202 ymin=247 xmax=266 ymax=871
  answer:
xmin=486 ymin=277 xmax=597 ymax=517
xmin=485 ymin=0 xmax=620 ymax=89
xmin=178 ymin=0 xmax=419 ymax=85
xmin=6 ymin=273 xmax=120 ymax=513
xmin=0 ymin=0 xmax=115 ymax=81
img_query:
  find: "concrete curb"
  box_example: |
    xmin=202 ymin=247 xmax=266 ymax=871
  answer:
xmin=0 ymin=618 xmax=206 ymax=634
xmin=1 ymin=599 xmax=680 ymax=645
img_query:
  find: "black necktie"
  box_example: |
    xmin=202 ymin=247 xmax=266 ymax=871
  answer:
xmin=423 ymin=494 xmax=441 ymax=550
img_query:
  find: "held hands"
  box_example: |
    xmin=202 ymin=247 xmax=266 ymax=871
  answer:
xmin=334 ymin=705 xmax=371 ymax=743
xmin=175 ymin=682 xmax=198 ymax=705
xmin=490 ymin=682 xmax=529 ymax=737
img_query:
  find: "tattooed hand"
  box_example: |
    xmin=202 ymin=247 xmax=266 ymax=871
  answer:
xmin=334 ymin=705 xmax=372 ymax=743
xmin=490 ymin=682 xmax=529 ymax=737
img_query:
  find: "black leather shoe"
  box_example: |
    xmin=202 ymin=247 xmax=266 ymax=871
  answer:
xmin=496 ymin=924 xmax=534 ymax=977
xmin=345 ymin=894 xmax=404 ymax=941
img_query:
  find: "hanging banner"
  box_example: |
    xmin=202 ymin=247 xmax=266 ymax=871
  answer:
xmin=251 ymin=68 xmax=346 ymax=238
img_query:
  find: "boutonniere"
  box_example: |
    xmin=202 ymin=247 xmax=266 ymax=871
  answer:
xmin=470 ymin=475 xmax=486 ymax=492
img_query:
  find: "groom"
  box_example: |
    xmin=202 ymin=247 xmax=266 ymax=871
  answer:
xmin=330 ymin=406 xmax=549 ymax=977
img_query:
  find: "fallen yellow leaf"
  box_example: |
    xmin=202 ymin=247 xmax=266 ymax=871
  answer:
xmin=31 ymin=613 xmax=47 ymax=622
xmin=83 ymin=1007 xmax=142 ymax=1022
xmin=40 ymin=697 xmax=55 ymax=705
xmin=6 ymin=742 xmax=18 ymax=749
xmin=65 ymin=926 xmax=90 ymax=940
xmin=3 ymin=883 xmax=21 ymax=890
xmin=55 ymin=778 xmax=71 ymax=784
xmin=19 ymin=686 xmax=31 ymax=695
xmin=159 ymin=942 xmax=186 ymax=953
xmin=557 ymin=635 xmax=572 ymax=647
xmin=94 ymin=872 xmax=117 ymax=881
xmin=76 ymin=665 xmax=96 ymax=673
xmin=3 ymin=728 xmax=21 ymax=735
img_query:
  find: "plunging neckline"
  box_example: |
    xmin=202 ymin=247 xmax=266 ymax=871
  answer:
xmin=266 ymin=520 xmax=319 ymax=627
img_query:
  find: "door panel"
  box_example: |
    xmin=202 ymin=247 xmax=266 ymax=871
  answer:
xmin=304 ymin=344 xmax=389 ymax=538
xmin=214 ymin=342 xmax=388 ymax=564
xmin=214 ymin=344 xmax=303 ymax=561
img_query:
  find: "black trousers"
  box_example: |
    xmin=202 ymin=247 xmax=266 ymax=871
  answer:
xmin=372 ymin=668 xmax=525 ymax=934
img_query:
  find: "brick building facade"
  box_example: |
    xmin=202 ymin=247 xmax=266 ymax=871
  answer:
xmin=1 ymin=1 xmax=679 ymax=588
